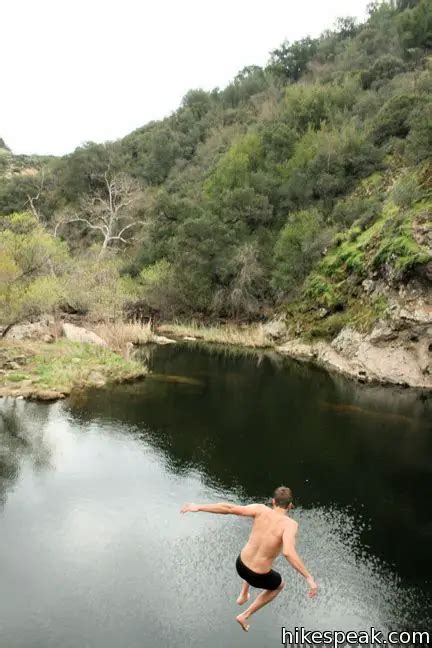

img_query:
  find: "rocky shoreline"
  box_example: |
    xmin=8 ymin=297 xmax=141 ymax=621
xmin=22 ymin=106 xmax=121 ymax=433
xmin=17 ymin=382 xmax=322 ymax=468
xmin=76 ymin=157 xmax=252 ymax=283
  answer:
xmin=0 ymin=321 xmax=148 ymax=401
xmin=276 ymin=299 xmax=432 ymax=391
xmin=160 ymin=290 xmax=432 ymax=391
xmin=1 ymin=290 xmax=431 ymax=402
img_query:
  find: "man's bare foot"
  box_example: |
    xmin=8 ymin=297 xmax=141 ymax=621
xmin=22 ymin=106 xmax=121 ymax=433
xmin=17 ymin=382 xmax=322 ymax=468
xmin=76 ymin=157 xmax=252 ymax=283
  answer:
xmin=236 ymin=592 xmax=250 ymax=605
xmin=236 ymin=613 xmax=250 ymax=632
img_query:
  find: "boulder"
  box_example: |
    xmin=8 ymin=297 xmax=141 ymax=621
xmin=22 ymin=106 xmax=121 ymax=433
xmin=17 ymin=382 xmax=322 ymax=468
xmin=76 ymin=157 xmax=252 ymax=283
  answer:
xmin=263 ymin=320 xmax=287 ymax=341
xmin=152 ymin=334 xmax=176 ymax=345
xmin=4 ymin=361 xmax=21 ymax=370
xmin=4 ymin=321 xmax=51 ymax=341
xmin=61 ymin=323 xmax=108 ymax=346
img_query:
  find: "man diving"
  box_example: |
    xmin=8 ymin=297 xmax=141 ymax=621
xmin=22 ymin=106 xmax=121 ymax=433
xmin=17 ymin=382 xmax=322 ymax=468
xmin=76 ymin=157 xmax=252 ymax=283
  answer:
xmin=180 ymin=485 xmax=318 ymax=632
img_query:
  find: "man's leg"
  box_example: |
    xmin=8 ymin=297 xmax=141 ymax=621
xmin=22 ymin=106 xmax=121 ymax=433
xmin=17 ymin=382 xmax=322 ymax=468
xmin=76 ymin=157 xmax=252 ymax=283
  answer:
xmin=236 ymin=580 xmax=250 ymax=605
xmin=236 ymin=581 xmax=285 ymax=632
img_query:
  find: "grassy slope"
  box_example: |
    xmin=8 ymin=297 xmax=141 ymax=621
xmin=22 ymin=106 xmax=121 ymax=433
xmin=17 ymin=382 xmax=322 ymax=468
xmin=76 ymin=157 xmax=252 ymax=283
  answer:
xmin=288 ymin=166 xmax=432 ymax=339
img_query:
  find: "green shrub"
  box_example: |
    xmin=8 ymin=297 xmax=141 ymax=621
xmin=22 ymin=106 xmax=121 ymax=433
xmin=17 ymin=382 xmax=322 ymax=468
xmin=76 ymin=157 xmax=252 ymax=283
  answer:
xmin=139 ymin=259 xmax=180 ymax=315
xmin=397 ymin=0 xmax=432 ymax=52
xmin=281 ymin=123 xmax=382 ymax=206
xmin=371 ymin=94 xmax=417 ymax=144
xmin=303 ymin=273 xmax=344 ymax=309
xmin=332 ymin=195 xmax=382 ymax=227
xmin=272 ymin=209 xmax=332 ymax=297
xmin=390 ymin=172 xmax=423 ymax=208
xmin=361 ymin=55 xmax=407 ymax=89
xmin=282 ymin=80 xmax=357 ymax=134
xmin=205 ymin=132 xmax=264 ymax=195
xmin=405 ymin=100 xmax=432 ymax=163
xmin=373 ymin=232 xmax=430 ymax=275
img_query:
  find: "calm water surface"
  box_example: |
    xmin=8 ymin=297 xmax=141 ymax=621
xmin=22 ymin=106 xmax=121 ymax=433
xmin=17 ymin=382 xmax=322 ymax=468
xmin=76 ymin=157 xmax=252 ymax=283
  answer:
xmin=0 ymin=343 xmax=431 ymax=647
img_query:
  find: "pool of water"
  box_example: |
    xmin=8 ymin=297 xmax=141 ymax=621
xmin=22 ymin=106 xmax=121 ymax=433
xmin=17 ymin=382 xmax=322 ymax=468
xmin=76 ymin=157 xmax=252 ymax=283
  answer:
xmin=0 ymin=343 xmax=431 ymax=647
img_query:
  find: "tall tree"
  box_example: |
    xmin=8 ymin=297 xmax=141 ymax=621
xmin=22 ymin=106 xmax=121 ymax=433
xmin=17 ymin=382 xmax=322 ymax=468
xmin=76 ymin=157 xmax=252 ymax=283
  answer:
xmin=55 ymin=172 xmax=143 ymax=258
xmin=397 ymin=0 xmax=421 ymax=10
xmin=268 ymin=37 xmax=318 ymax=83
xmin=0 ymin=212 xmax=67 ymax=332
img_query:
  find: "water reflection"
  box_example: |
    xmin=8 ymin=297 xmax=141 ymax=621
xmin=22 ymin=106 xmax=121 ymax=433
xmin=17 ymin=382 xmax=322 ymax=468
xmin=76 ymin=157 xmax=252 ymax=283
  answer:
xmin=0 ymin=398 xmax=56 ymax=506
xmin=0 ymin=344 xmax=430 ymax=647
xmin=66 ymin=345 xmax=432 ymax=583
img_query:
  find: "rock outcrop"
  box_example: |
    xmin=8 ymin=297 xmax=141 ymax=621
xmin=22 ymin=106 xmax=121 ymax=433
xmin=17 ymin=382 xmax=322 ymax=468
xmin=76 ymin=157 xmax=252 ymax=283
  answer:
xmin=278 ymin=297 xmax=432 ymax=390
xmin=61 ymin=323 xmax=107 ymax=346
xmin=263 ymin=319 xmax=288 ymax=341
xmin=3 ymin=317 xmax=55 ymax=341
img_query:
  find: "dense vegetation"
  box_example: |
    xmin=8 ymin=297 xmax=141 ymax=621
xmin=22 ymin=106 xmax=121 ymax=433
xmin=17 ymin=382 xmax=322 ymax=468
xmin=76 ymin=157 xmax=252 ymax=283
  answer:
xmin=1 ymin=0 xmax=431 ymax=337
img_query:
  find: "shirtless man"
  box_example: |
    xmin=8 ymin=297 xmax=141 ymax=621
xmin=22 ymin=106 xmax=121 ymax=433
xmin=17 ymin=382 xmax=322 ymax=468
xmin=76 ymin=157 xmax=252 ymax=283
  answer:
xmin=180 ymin=486 xmax=318 ymax=632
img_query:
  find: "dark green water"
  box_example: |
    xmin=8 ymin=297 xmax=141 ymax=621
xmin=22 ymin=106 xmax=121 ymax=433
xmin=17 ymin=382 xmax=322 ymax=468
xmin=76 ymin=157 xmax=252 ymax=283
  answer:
xmin=0 ymin=343 xmax=431 ymax=647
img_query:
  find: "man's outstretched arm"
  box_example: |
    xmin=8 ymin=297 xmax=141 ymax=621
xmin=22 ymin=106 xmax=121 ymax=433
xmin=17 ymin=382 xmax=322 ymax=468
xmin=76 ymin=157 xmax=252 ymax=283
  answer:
xmin=283 ymin=522 xmax=318 ymax=598
xmin=180 ymin=502 xmax=262 ymax=517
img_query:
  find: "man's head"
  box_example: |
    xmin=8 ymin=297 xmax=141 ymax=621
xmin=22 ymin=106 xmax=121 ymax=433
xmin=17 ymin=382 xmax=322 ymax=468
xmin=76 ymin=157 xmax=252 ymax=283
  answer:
xmin=272 ymin=486 xmax=293 ymax=510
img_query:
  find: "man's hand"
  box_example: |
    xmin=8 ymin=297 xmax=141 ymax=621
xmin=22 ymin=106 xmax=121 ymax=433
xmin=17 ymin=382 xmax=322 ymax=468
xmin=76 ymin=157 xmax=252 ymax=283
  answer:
xmin=306 ymin=575 xmax=318 ymax=598
xmin=180 ymin=503 xmax=200 ymax=513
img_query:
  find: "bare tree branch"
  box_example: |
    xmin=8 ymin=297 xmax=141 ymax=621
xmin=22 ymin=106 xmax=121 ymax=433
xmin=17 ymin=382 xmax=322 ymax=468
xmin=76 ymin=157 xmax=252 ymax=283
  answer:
xmin=55 ymin=172 xmax=144 ymax=258
xmin=25 ymin=170 xmax=46 ymax=221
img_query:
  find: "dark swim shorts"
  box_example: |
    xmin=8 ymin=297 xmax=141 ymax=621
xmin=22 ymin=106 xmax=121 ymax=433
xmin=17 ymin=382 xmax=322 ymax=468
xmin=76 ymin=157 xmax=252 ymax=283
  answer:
xmin=236 ymin=554 xmax=282 ymax=591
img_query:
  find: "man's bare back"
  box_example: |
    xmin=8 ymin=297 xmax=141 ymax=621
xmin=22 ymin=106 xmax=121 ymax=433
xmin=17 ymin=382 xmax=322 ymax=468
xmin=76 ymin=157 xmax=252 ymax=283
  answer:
xmin=181 ymin=486 xmax=318 ymax=633
xmin=240 ymin=503 xmax=298 ymax=573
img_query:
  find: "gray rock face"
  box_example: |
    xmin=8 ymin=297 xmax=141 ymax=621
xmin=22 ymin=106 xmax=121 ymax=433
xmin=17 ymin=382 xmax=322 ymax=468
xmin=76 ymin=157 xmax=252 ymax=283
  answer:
xmin=331 ymin=327 xmax=363 ymax=356
xmin=368 ymin=321 xmax=398 ymax=344
xmin=278 ymin=288 xmax=432 ymax=389
xmin=4 ymin=318 xmax=54 ymax=341
xmin=263 ymin=320 xmax=287 ymax=340
xmin=61 ymin=323 xmax=108 ymax=346
xmin=394 ymin=305 xmax=432 ymax=326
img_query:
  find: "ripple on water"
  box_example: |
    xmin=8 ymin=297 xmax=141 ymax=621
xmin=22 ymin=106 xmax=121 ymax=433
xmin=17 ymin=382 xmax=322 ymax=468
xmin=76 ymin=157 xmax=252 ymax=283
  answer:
xmin=0 ymin=376 xmax=431 ymax=648
xmin=157 ymin=503 xmax=430 ymax=646
xmin=276 ymin=506 xmax=430 ymax=632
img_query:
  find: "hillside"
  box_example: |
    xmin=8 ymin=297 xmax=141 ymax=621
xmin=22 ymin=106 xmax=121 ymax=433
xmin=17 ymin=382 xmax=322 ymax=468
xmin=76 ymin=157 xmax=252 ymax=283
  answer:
xmin=0 ymin=0 xmax=431 ymax=388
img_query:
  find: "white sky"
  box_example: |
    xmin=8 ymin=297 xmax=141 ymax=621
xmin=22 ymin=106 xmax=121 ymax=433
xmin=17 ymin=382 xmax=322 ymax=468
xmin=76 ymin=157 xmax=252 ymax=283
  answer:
xmin=1 ymin=0 xmax=368 ymax=156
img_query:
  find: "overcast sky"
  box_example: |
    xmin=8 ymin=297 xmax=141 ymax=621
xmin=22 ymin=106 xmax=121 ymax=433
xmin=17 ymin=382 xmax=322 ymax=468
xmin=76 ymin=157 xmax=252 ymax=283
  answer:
xmin=1 ymin=0 xmax=368 ymax=156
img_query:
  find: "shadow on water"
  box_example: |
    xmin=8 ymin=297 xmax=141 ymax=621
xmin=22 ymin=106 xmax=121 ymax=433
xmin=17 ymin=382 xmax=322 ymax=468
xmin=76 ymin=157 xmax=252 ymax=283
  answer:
xmin=0 ymin=342 xmax=431 ymax=646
